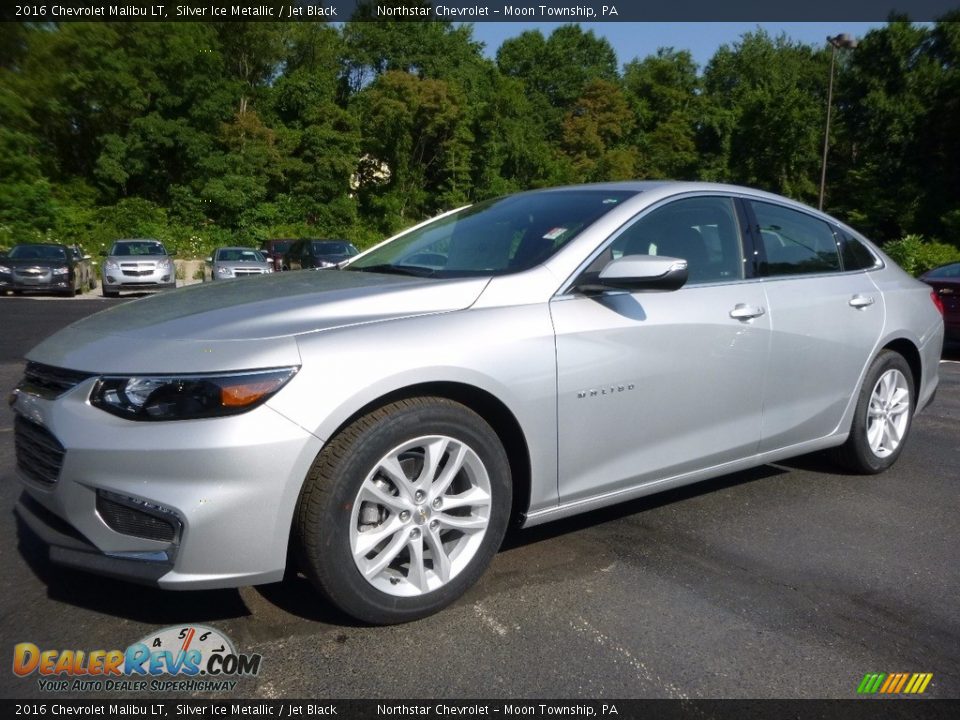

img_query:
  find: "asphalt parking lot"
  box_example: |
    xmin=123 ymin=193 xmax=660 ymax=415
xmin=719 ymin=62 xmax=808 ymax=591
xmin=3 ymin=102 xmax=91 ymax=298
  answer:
xmin=1 ymin=296 xmax=957 ymax=700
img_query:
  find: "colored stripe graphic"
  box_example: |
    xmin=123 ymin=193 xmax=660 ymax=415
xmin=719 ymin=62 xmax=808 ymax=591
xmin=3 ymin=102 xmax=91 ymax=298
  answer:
xmin=857 ymin=674 xmax=886 ymax=694
xmin=857 ymin=673 xmax=932 ymax=694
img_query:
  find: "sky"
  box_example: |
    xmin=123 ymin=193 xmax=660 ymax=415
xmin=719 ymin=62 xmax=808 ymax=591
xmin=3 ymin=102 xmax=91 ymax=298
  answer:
xmin=467 ymin=22 xmax=887 ymax=69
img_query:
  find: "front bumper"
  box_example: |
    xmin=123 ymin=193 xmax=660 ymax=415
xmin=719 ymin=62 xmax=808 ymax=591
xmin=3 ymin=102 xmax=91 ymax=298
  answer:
xmin=1 ymin=274 xmax=73 ymax=292
xmin=15 ymin=493 xmax=172 ymax=584
xmin=102 ymin=267 xmax=175 ymax=290
xmin=11 ymin=377 xmax=324 ymax=589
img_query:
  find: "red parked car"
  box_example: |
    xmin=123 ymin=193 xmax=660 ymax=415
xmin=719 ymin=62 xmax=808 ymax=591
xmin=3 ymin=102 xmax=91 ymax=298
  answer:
xmin=258 ymin=238 xmax=294 ymax=272
xmin=920 ymin=262 xmax=960 ymax=342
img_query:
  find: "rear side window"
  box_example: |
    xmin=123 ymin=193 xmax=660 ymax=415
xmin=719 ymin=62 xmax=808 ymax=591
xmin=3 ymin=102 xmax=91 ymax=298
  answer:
xmin=750 ymin=201 xmax=840 ymax=277
xmin=837 ymin=230 xmax=880 ymax=271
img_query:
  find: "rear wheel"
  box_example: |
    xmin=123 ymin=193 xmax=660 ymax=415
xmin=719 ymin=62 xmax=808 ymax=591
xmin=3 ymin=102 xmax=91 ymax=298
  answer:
xmin=295 ymin=397 xmax=511 ymax=624
xmin=834 ymin=350 xmax=915 ymax=474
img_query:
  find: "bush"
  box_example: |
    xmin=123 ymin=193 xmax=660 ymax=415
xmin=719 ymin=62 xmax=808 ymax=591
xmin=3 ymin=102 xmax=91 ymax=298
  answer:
xmin=881 ymin=235 xmax=960 ymax=277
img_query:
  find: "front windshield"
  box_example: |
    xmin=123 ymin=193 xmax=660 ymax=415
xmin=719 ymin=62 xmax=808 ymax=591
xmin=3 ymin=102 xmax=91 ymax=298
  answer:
xmin=9 ymin=245 xmax=67 ymax=261
xmin=216 ymin=248 xmax=265 ymax=263
xmin=111 ymin=240 xmax=167 ymax=256
xmin=347 ymin=190 xmax=637 ymax=278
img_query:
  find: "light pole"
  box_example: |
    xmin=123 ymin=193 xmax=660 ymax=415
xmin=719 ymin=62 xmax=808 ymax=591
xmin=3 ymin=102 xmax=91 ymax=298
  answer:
xmin=818 ymin=33 xmax=858 ymax=211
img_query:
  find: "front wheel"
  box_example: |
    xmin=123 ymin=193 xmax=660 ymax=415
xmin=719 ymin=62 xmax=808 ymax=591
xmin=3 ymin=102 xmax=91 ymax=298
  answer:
xmin=295 ymin=397 xmax=512 ymax=624
xmin=834 ymin=350 xmax=915 ymax=474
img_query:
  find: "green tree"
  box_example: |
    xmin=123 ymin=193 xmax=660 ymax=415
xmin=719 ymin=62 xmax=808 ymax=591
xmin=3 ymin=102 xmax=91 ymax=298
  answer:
xmin=497 ymin=24 xmax=618 ymax=140
xmin=702 ymin=30 xmax=828 ymax=201
xmin=355 ymin=70 xmax=472 ymax=229
xmin=560 ymin=80 xmax=637 ymax=182
xmin=623 ymin=48 xmax=701 ymax=179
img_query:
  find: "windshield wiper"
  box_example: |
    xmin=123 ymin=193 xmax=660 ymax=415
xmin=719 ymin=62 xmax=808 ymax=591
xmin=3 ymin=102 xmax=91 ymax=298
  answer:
xmin=348 ymin=264 xmax=436 ymax=278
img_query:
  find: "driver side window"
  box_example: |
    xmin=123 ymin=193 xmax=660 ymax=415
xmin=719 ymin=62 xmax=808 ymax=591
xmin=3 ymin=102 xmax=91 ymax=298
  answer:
xmin=607 ymin=196 xmax=745 ymax=285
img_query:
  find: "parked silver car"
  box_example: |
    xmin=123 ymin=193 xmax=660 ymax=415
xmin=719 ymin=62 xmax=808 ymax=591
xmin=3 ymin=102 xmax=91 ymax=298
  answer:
xmin=207 ymin=247 xmax=273 ymax=281
xmin=11 ymin=182 xmax=944 ymax=624
xmin=100 ymin=238 xmax=176 ymax=297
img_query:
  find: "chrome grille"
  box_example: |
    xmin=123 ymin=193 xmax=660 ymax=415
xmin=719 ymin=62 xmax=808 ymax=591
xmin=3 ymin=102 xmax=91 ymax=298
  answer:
xmin=14 ymin=415 xmax=65 ymax=486
xmin=19 ymin=362 xmax=94 ymax=400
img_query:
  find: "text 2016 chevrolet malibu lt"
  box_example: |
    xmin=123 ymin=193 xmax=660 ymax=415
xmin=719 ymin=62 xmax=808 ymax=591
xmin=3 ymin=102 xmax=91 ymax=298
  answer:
xmin=10 ymin=182 xmax=943 ymax=624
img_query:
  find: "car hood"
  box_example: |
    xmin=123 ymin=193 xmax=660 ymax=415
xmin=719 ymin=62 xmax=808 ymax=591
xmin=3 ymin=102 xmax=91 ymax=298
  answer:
xmin=27 ymin=270 xmax=490 ymax=374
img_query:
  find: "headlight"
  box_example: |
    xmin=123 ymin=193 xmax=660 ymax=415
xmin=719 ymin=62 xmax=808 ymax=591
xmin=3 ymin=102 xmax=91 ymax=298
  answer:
xmin=105 ymin=260 xmax=120 ymax=271
xmin=90 ymin=367 xmax=298 ymax=421
xmin=52 ymin=266 xmax=69 ymax=275
xmin=158 ymin=258 xmax=172 ymax=269
xmin=216 ymin=266 xmax=233 ymax=276
xmin=0 ymin=265 xmax=10 ymax=274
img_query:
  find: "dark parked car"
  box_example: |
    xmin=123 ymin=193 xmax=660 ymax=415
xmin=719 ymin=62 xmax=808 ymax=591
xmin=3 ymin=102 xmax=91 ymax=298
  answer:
xmin=920 ymin=262 xmax=960 ymax=341
xmin=258 ymin=239 xmax=294 ymax=272
xmin=68 ymin=245 xmax=97 ymax=292
xmin=285 ymin=239 xmax=360 ymax=270
xmin=0 ymin=243 xmax=90 ymax=296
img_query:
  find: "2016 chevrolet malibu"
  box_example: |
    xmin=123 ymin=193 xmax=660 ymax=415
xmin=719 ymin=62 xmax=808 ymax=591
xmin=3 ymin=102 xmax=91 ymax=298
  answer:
xmin=11 ymin=182 xmax=944 ymax=624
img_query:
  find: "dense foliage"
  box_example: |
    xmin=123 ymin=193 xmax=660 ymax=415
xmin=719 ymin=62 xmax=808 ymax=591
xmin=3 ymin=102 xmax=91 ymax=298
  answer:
xmin=1 ymin=18 xmax=958 ymax=264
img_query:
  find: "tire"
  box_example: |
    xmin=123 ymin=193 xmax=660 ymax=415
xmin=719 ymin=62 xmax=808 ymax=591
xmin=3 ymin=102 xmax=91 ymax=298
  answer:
xmin=295 ymin=397 xmax=512 ymax=624
xmin=833 ymin=350 xmax=915 ymax=474
xmin=101 ymin=286 xmax=119 ymax=298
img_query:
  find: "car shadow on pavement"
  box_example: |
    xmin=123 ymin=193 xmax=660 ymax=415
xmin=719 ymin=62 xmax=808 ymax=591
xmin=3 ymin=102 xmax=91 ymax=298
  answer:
xmin=500 ymin=463 xmax=787 ymax=552
xmin=248 ymin=464 xmax=788 ymax=624
xmin=252 ymin=575 xmax=369 ymax=628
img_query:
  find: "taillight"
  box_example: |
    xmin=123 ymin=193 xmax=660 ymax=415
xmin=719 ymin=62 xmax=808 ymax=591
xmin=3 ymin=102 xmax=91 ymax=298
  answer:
xmin=931 ymin=290 xmax=944 ymax=316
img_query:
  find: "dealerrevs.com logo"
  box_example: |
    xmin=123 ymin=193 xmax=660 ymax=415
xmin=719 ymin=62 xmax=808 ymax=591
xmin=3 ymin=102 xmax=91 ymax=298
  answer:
xmin=13 ymin=625 xmax=262 ymax=693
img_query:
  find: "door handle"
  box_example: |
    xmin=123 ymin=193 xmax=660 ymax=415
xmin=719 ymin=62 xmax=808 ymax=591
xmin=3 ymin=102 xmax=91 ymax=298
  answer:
xmin=849 ymin=294 xmax=875 ymax=309
xmin=729 ymin=303 xmax=766 ymax=320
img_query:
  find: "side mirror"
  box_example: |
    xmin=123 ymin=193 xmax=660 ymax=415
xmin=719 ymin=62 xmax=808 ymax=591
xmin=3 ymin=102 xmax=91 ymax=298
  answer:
xmin=82 ymin=254 xmax=91 ymax=260
xmin=579 ymin=255 xmax=688 ymax=293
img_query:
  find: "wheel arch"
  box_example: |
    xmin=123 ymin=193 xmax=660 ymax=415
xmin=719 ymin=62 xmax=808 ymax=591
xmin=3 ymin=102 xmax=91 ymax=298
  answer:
xmin=881 ymin=337 xmax=922 ymax=394
xmin=321 ymin=381 xmax=533 ymax=526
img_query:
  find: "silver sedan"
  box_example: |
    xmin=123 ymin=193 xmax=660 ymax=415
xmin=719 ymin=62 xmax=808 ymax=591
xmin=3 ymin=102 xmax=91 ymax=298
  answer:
xmin=207 ymin=247 xmax=273 ymax=281
xmin=10 ymin=182 xmax=944 ymax=624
